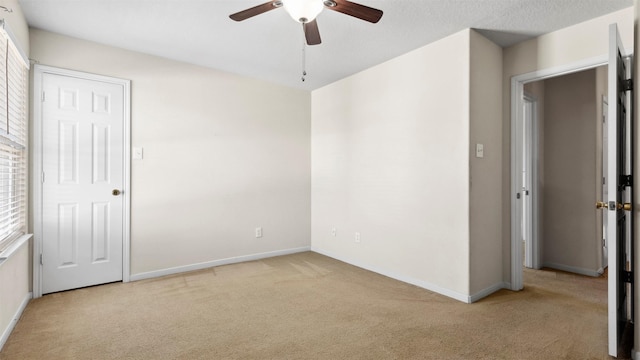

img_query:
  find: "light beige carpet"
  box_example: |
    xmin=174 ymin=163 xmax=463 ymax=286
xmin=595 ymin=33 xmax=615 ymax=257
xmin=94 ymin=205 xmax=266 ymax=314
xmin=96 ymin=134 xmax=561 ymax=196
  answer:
xmin=0 ymin=252 xmax=617 ymax=359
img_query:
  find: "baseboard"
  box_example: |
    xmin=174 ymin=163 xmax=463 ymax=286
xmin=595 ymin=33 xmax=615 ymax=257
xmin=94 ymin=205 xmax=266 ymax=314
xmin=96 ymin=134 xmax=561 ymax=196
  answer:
xmin=311 ymin=247 xmax=471 ymax=303
xmin=468 ymin=282 xmax=509 ymax=303
xmin=632 ymin=348 xmax=638 ymax=360
xmin=130 ymin=246 xmax=311 ymax=282
xmin=542 ymin=262 xmax=602 ymax=277
xmin=0 ymin=291 xmax=31 ymax=351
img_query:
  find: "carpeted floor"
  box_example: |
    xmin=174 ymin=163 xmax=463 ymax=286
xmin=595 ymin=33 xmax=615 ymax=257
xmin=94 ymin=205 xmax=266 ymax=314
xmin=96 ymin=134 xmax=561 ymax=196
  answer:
xmin=0 ymin=251 xmax=616 ymax=359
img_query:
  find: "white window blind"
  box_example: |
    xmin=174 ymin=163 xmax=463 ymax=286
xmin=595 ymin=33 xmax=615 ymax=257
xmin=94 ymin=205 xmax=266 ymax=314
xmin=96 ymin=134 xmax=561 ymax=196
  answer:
xmin=0 ymin=26 xmax=28 ymax=253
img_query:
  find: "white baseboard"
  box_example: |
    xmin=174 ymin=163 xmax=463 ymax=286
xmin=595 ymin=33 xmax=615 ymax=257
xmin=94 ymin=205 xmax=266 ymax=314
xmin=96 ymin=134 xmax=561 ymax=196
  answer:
xmin=311 ymin=247 xmax=472 ymax=303
xmin=469 ymin=282 xmax=509 ymax=303
xmin=130 ymin=247 xmax=311 ymax=282
xmin=0 ymin=292 xmax=31 ymax=351
xmin=542 ymin=262 xmax=602 ymax=277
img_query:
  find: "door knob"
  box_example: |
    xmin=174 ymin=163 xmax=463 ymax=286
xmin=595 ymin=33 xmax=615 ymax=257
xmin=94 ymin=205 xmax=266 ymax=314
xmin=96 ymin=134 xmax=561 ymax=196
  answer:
xmin=112 ymin=189 xmax=121 ymax=196
xmin=618 ymin=202 xmax=632 ymax=211
xmin=596 ymin=201 xmax=632 ymax=211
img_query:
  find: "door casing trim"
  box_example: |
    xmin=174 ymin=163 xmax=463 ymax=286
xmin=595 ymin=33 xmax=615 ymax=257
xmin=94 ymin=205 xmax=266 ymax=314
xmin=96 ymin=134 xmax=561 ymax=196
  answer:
xmin=32 ymin=65 xmax=131 ymax=298
xmin=521 ymin=92 xmax=538 ymax=270
xmin=510 ymin=54 xmax=609 ymax=290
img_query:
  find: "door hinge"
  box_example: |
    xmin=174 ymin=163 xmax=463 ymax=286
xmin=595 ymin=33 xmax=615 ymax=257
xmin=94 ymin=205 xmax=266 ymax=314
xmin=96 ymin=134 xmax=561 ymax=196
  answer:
xmin=620 ymin=174 xmax=632 ymax=187
xmin=39 ymin=253 xmax=43 ymax=265
xmin=41 ymin=91 xmax=45 ymax=102
xmin=622 ymin=270 xmax=633 ymax=284
xmin=603 ymin=176 xmax=606 ymax=185
xmin=41 ymin=171 xmax=45 ymax=183
xmin=623 ymin=79 xmax=633 ymax=92
xmin=602 ymin=238 xmax=606 ymax=247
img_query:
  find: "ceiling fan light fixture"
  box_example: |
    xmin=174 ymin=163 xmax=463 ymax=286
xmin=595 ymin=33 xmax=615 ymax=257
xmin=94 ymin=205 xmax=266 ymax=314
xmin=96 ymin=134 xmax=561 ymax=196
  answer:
xmin=282 ymin=0 xmax=324 ymax=23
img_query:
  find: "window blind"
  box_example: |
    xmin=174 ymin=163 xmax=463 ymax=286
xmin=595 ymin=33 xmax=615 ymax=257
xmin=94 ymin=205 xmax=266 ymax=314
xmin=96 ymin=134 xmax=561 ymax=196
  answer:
xmin=0 ymin=27 xmax=28 ymax=253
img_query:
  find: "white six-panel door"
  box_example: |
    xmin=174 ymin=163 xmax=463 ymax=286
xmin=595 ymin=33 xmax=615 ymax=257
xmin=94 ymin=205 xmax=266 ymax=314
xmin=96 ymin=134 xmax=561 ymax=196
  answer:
xmin=41 ymin=72 xmax=125 ymax=294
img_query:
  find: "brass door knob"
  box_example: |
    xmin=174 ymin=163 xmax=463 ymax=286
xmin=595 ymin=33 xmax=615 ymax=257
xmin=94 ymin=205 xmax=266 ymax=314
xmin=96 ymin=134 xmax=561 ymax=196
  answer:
xmin=597 ymin=201 xmax=632 ymax=211
xmin=112 ymin=189 xmax=121 ymax=196
xmin=618 ymin=202 xmax=632 ymax=211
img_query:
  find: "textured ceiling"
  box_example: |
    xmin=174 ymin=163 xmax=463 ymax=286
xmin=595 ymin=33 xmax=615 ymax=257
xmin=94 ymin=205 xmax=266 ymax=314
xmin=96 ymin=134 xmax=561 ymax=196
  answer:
xmin=18 ymin=0 xmax=633 ymax=91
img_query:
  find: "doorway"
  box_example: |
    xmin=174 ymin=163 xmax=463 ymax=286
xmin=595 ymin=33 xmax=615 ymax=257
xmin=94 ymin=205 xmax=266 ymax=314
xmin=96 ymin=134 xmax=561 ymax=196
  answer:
xmin=509 ymin=56 xmax=611 ymax=290
xmin=519 ymin=67 xmax=607 ymax=277
xmin=32 ymin=65 xmax=132 ymax=297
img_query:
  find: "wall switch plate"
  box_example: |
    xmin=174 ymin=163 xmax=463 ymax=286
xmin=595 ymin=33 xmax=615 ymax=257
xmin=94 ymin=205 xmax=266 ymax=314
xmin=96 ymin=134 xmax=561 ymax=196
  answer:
xmin=255 ymin=227 xmax=263 ymax=238
xmin=355 ymin=232 xmax=361 ymax=243
xmin=331 ymin=227 xmax=336 ymax=237
xmin=133 ymin=147 xmax=144 ymax=160
xmin=475 ymin=143 xmax=484 ymax=158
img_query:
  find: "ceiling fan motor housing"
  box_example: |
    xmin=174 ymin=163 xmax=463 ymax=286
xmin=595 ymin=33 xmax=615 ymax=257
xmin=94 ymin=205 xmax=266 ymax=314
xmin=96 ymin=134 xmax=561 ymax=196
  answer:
xmin=282 ymin=0 xmax=324 ymax=23
xmin=229 ymin=0 xmax=383 ymax=46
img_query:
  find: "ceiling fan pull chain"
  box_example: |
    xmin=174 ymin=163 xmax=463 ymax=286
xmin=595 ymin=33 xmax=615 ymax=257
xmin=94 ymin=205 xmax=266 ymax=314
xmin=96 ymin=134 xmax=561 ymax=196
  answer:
xmin=301 ymin=34 xmax=307 ymax=82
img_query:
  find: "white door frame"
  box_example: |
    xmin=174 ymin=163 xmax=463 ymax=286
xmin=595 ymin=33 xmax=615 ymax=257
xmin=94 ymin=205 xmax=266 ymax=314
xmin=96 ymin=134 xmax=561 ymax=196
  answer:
xmin=510 ymin=55 xmax=609 ymax=290
xmin=32 ymin=65 xmax=131 ymax=298
xmin=521 ymin=92 xmax=538 ymax=269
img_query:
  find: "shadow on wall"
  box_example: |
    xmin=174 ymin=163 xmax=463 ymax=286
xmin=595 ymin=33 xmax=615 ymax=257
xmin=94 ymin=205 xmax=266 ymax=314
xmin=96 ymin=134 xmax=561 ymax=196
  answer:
xmin=473 ymin=29 xmax=544 ymax=48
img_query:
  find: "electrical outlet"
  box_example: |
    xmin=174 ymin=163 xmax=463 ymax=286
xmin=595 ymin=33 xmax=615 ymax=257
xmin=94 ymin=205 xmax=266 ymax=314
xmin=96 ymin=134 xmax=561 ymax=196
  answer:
xmin=255 ymin=227 xmax=263 ymax=238
xmin=355 ymin=232 xmax=361 ymax=243
xmin=331 ymin=227 xmax=336 ymax=237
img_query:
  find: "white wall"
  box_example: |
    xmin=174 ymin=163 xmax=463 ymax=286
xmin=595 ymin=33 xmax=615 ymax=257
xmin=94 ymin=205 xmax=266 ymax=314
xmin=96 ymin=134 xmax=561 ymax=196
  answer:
xmin=29 ymin=29 xmax=312 ymax=277
xmin=312 ymin=29 xmax=503 ymax=302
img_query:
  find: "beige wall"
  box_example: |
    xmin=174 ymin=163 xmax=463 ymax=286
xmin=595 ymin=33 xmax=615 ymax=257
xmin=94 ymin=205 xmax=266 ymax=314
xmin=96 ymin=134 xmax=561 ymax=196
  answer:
xmin=468 ymin=30 xmax=504 ymax=296
xmin=542 ymin=69 xmax=601 ymax=275
xmin=312 ymin=29 xmax=503 ymax=302
xmin=311 ymin=29 xmax=471 ymax=300
xmin=29 ymin=29 xmax=312 ymax=276
xmin=0 ymin=0 xmax=28 ymax=55
xmin=0 ymin=242 xmax=29 ymax=347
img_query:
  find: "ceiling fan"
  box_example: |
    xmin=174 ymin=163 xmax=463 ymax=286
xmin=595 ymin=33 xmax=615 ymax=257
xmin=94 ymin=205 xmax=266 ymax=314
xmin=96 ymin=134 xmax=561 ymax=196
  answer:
xmin=229 ymin=0 xmax=383 ymax=46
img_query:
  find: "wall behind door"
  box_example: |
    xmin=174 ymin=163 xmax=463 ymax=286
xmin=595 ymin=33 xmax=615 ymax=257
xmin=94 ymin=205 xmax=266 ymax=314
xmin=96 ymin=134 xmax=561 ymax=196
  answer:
xmin=29 ymin=29 xmax=311 ymax=277
xmin=542 ymin=69 xmax=602 ymax=275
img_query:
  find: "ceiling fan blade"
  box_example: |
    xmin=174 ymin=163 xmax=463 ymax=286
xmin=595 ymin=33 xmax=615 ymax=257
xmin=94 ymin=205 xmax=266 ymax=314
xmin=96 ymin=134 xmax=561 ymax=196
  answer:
xmin=303 ymin=20 xmax=322 ymax=45
xmin=229 ymin=1 xmax=282 ymax=22
xmin=326 ymin=0 xmax=383 ymax=23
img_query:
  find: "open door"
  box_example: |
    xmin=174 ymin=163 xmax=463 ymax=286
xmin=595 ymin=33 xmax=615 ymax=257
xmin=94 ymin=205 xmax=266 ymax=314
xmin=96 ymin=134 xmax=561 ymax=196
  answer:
xmin=605 ymin=23 xmax=634 ymax=358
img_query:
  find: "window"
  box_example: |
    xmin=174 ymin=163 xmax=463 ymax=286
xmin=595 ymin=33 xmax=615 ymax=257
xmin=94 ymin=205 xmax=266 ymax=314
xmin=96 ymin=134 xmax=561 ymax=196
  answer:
xmin=0 ymin=25 xmax=28 ymax=254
